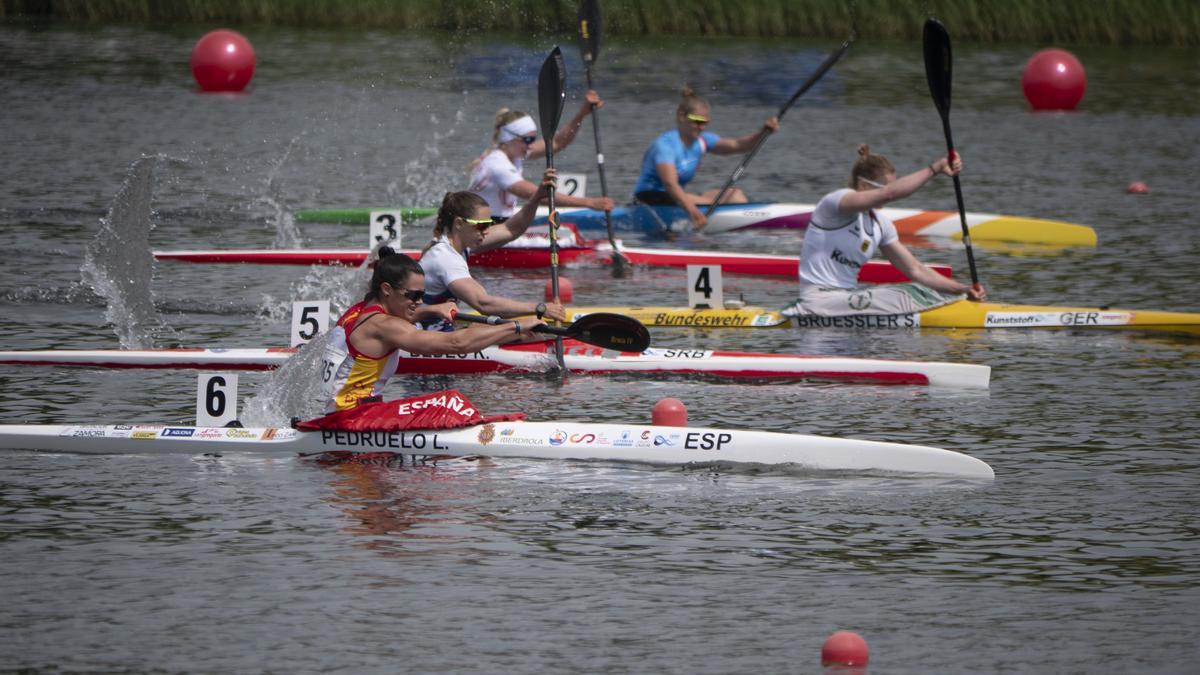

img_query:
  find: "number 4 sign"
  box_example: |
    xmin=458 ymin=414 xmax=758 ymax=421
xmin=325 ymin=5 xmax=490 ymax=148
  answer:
xmin=686 ymin=265 xmax=724 ymax=309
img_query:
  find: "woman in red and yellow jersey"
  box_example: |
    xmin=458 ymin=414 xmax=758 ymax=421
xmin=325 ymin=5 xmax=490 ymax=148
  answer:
xmin=319 ymin=250 xmax=544 ymax=413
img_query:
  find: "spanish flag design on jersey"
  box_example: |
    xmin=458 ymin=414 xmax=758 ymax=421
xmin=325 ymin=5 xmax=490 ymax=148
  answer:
xmin=321 ymin=302 xmax=402 ymax=413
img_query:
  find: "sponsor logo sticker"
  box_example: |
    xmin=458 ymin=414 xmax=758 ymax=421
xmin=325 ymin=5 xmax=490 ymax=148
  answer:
xmin=59 ymin=426 xmax=108 ymax=438
xmin=848 ymin=290 xmax=873 ymax=311
xmin=549 ymin=430 xmax=568 ymax=446
xmin=477 ymin=423 xmax=496 ymax=446
xmin=984 ymin=311 xmax=1134 ymax=328
xmin=161 ymin=428 xmax=195 ymax=438
xmin=131 ymin=431 xmax=158 ymax=440
xmin=225 ymin=428 xmax=258 ymax=439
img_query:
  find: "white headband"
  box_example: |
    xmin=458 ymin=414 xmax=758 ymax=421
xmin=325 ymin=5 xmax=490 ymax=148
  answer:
xmin=498 ymin=115 xmax=538 ymax=143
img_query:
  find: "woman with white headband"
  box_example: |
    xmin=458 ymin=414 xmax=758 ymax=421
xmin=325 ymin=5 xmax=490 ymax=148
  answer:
xmin=468 ymin=91 xmax=615 ymax=221
xmin=780 ymin=144 xmax=985 ymax=320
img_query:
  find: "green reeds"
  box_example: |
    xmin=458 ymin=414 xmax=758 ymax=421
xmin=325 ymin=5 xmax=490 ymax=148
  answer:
xmin=3 ymin=0 xmax=1197 ymax=45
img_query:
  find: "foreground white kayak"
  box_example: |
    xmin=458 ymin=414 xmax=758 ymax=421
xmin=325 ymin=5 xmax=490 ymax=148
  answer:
xmin=0 ymin=421 xmax=994 ymax=479
xmin=0 ymin=340 xmax=991 ymax=388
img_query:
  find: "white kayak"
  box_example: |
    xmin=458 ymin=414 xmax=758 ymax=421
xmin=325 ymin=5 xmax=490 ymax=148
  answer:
xmin=0 ymin=339 xmax=991 ymax=389
xmin=0 ymin=421 xmax=994 ymax=479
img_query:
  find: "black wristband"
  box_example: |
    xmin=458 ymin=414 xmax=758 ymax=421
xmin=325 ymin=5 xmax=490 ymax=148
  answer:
xmin=513 ymin=321 xmax=522 ymax=335
xmin=535 ymin=302 xmax=547 ymax=319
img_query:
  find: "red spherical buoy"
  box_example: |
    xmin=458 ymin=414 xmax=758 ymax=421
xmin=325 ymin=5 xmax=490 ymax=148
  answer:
xmin=545 ymin=277 xmax=573 ymax=303
xmin=821 ymin=631 xmax=869 ymax=667
xmin=652 ymin=398 xmax=688 ymax=427
xmin=1021 ymin=48 xmax=1086 ymax=111
xmin=191 ymin=29 xmax=256 ymax=92
xmin=1126 ymin=181 xmax=1148 ymax=194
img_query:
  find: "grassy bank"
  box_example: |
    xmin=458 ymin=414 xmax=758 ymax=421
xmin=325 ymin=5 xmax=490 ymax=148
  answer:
xmin=3 ymin=0 xmax=1198 ymax=45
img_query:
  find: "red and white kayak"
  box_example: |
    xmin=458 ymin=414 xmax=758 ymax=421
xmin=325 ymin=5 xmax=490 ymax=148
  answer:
xmin=0 ymin=420 xmax=994 ymax=478
xmin=0 ymin=339 xmax=990 ymax=388
xmin=593 ymin=243 xmax=949 ymax=281
xmin=154 ymin=240 xmax=948 ymax=283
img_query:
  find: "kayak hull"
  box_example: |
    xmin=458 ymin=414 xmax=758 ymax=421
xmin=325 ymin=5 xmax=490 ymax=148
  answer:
xmin=0 ymin=421 xmax=994 ymax=478
xmin=0 ymin=339 xmax=991 ymax=389
xmin=564 ymin=302 xmax=1200 ymax=335
xmin=293 ymin=202 xmax=1096 ymax=246
xmin=153 ymin=246 xmax=948 ymax=283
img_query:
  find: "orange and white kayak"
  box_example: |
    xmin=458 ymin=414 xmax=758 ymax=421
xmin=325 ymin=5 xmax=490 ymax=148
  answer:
xmin=295 ymin=202 xmax=1097 ymax=246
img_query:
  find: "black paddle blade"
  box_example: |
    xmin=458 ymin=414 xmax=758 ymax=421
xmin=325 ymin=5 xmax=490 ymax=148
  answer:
xmin=537 ymin=47 xmax=567 ymax=144
xmin=577 ymin=0 xmax=602 ymax=65
xmin=923 ymin=17 xmax=952 ymax=117
xmin=567 ymin=312 xmax=651 ymax=352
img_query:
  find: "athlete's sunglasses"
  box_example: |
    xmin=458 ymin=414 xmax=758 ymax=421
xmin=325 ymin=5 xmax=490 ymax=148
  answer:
xmin=685 ymin=113 xmax=709 ymax=125
xmin=461 ymin=216 xmax=494 ymax=232
xmin=388 ymin=285 xmax=425 ymax=302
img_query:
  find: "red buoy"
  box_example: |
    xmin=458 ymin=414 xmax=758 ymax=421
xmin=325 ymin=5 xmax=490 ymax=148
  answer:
xmin=1126 ymin=181 xmax=1148 ymax=194
xmin=191 ymin=29 xmax=256 ymax=92
xmin=821 ymin=631 xmax=869 ymax=667
xmin=652 ymin=398 xmax=688 ymax=427
xmin=545 ymin=277 xmax=573 ymax=303
xmin=1021 ymin=49 xmax=1086 ymax=110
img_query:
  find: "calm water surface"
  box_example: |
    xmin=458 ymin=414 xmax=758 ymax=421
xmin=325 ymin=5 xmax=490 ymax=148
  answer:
xmin=1 ymin=22 xmax=1199 ymax=673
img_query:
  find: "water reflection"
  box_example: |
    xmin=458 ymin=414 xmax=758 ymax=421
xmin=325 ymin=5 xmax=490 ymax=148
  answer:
xmin=310 ymin=455 xmax=497 ymax=556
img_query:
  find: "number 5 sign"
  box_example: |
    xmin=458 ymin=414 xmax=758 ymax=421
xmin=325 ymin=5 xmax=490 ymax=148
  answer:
xmin=291 ymin=300 xmax=330 ymax=347
xmin=686 ymin=265 xmax=724 ymax=309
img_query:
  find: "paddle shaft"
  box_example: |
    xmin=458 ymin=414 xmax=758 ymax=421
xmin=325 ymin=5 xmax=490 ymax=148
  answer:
xmin=582 ymin=64 xmax=627 ymax=276
xmin=924 ymin=18 xmax=980 ymax=287
xmin=704 ymin=38 xmax=852 ymax=216
xmin=939 ymin=124 xmax=979 ymax=285
xmin=537 ymin=48 xmax=568 ymax=368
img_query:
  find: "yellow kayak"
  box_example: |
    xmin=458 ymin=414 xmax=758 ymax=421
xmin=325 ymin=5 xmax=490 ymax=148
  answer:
xmin=562 ymin=302 xmax=1200 ymax=336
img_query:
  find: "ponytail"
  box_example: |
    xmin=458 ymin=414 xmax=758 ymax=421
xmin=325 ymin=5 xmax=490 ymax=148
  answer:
xmin=423 ymin=191 xmax=488 ymax=254
xmin=676 ymin=85 xmax=709 ymax=119
xmin=849 ymin=144 xmax=895 ymax=189
xmin=469 ymin=107 xmax=531 ymax=172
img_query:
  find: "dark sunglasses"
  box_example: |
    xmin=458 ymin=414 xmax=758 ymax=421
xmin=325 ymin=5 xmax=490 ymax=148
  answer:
xmin=518 ymin=134 xmax=537 ymax=144
xmin=388 ymin=284 xmax=425 ymax=302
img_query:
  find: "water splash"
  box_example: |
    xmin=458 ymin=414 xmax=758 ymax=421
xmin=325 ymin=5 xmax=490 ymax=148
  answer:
xmin=252 ymin=134 xmax=305 ymax=249
xmin=240 ymin=331 xmax=331 ymax=427
xmin=243 ymin=255 xmax=375 ymax=425
xmin=387 ymin=106 xmax=469 ymax=210
xmin=80 ymin=155 xmax=176 ymax=349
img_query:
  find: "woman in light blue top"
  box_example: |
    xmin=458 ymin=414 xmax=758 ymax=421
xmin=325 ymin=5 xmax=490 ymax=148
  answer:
xmin=633 ymin=86 xmax=779 ymax=229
